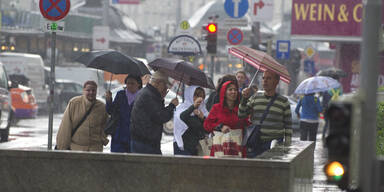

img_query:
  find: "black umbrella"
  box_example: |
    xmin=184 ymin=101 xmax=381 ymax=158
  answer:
xmin=148 ymin=58 xmax=215 ymax=89
xmin=316 ymin=67 xmax=347 ymax=79
xmin=75 ymin=50 xmax=150 ymax=76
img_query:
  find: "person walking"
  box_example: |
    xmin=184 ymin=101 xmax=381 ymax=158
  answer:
xmin=105 ymin=75 xmax=142 ymax=153
xmin=236 ymin=70 xmax=248 ymax=92
xmin=239 ymin=70 xmax=292 ymax=158
xmin=56 ymin=81 xmax=109 ymax=152
xmin=295 ymin=93 xmax=322 ymax=142
xmin=130 ymin=71 xmax=179 ymax=155
xmin=204 ymin=81 xmax=249 ymax=157
xmin=173 ymin=86 xmax=208 ymax=156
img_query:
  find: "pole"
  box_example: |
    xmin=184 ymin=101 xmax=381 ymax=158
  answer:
xmin=359 ymin=0 xmax=381 ymax=191
xmin=210 ymin=55 xmax=215 ymax=83
xmin=48 ymin=31 xmax=56 ymax=150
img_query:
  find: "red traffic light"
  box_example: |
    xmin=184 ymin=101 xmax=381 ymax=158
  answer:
xmin=206 ymin=23 xmax=217 ymax=33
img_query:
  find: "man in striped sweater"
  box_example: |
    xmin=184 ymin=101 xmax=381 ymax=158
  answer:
xmin=239 ymin=70 xmax=292 ymax=158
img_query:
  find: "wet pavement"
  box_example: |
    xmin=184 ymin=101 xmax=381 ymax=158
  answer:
xmin=312 ymin=133 xmax=343 ymax=191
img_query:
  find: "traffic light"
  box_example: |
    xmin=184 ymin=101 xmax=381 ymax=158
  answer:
xmin=324 ymin=99 xmax=360 ymax=191
xmin=203 ymin=23 xmax=217 ymax=54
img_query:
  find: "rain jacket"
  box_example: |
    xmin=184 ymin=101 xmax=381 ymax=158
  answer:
xmin=56 ymin=95 xmax=109 ymax=152
xmin=106 ymin=89 xmax=136 ymax=152
xmin=204 ymin=81 xmax=249 ymax=132
xmin=295 ymin=94 xmax=322 ymax=121
xmin=130 ymin=83 xmax=176 ymax=149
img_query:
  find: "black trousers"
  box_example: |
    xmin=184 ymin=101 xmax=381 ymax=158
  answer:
xmin=299 ymin=121 xmax=319 ymax=141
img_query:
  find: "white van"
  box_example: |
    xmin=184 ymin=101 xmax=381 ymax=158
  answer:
xmin=0 ymin=52 xmax=48 ymax=111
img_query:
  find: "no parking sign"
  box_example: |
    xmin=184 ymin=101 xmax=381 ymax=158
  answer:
xmin=39 ymin=0 xmax=70 ymax=21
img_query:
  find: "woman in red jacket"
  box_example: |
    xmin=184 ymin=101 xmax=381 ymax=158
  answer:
xmin=204 ymin=81 xmax=249 ymax=157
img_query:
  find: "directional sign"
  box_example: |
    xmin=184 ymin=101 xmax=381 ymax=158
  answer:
xmin=39 ymin=0 xmax=70 ymax=21
xmin=93 ymin=26 xmax=110 ymax=50
xmin=224 ymin=0 xmax=249 ymax=18
xmin=276 ymin=40 xmax=290 ymax=59
xmin=168 ymin=35 xmax=202 ymax=56
xmin=227 ymin=28 xmax=243 ymax=45
xmin=251 ymin=0 xmax=274 ymax=22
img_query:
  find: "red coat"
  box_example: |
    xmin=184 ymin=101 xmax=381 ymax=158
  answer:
xmin=203 ymin=81 xmax=249 ymax=156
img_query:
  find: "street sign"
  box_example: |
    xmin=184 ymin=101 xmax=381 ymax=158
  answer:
xmin=168 ymin=35 xmax=202 ymax=56
xmin=305 ymin=46 xmax=316 ymax=58
xmin=39 ymin=0 xmax=70 ymax=21
xmin=251 ymin=0 xmax=274 ymax=22
xmin=93 ymin=26 xmax=110 ymax=50
xmin=224 ymin=0 xmax=249 ymax=18
xmin=223 ymin=18 xmax=248 ymax=27
xmin=43 ymin=22 xmax=65 ymax=32
xmin=304 ymin=59 xmax=316 ymax=75
xmin=180 ymin=20 xmax=190 ymax=30
xmin=227 ymin=28 xmax=243 ymax=45
xmin=276 ymin=40 xmax=290 ymax=59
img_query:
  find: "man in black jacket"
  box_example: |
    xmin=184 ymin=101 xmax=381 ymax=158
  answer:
xmin=130 ymin=71 xmax=179 ymax=154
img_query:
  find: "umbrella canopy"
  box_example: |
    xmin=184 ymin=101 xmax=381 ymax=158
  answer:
xmin=294 ymin=76 xmax=341 ymax=95
xmin=75 ymin=50 xmax=150 ymax=76
xmin=228 ymin=46 xmax=291 ymax=84
xmin=316 ymin=67 xmax=347 ymax=79
xmin=148 ymin=58 xmax=215 ymax=89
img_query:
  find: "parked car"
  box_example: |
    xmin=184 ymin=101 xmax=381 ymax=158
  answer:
xmin=10 ymin=84 xmax=38 ymax=121
xmin=54 ymin=79 xmax=83 ymax=113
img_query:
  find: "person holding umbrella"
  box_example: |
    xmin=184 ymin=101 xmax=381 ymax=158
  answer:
xmin=130 ymin=71 xmax=179 ymax=155
xmin=295 ymin=93 xmax=322 ymax=142
xmin=239 ymin=70 xmax=292 ymax=158
xmin=105 ymin=75 xmax=142 ymax=153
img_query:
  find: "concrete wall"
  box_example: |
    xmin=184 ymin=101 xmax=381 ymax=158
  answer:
xmin=0 ymin=141 xmax=314 ymax=192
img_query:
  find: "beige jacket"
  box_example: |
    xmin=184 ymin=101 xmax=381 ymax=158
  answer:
xmin=56 ymin=95 xmax=109 ymax=152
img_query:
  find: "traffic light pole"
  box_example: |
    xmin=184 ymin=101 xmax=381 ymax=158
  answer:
xmin=359 ymin=0 xmax=382 ymax=191
xmin=210 ymin=55 xmax=215 ymax=82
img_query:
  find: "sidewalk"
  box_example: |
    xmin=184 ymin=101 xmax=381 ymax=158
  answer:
xmin=312 ymin=133 xmax=343 ymax=191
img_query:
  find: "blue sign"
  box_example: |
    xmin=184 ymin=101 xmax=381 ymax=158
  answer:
xmin=304 ymin=60 xmax=316 ymax=75
xmin=39 ymin=0 xmax=70 ymax=21
xmin=276 ymin=40 xmax=291 ymax=59
xmin=224 ymin=0 xmax=249 ymax=18
xmin=227 ymin=28 xmax=243 ymax=45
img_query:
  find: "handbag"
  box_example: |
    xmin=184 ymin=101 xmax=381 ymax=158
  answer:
xmin=55 ymin=102 xmax=95 ymax=150
xmin=197 ymin=135 xmax=213 ymax=156
xmin=104 ymin=106 xmax=120 ymax=135
xmin=212 ymin=129 xmax=243 ymax=158
xmin=242 ymin=94 xmax=278 ymax=149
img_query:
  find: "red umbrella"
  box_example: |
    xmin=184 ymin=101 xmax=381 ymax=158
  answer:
xmin=228 ymin=46 xmax=291 ymax=84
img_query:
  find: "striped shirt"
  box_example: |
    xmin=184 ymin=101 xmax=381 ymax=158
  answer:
xmin=238 ymin=93 xmax=292 ymax=144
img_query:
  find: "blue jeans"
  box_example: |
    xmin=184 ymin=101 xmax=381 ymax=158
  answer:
xmin=130 ymin=140 xmax=161 ymax=155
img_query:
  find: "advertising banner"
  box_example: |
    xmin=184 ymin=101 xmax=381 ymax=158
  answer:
xmin=291 ymin=0 xmax=384 ymax=37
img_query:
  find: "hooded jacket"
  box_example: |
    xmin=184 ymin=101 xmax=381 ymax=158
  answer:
xmin=204 ymin=81 xmax=249 ymax=132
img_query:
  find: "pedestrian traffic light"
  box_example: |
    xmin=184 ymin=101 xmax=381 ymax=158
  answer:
xmin=203 ymin=23 xmax=217 ymax=54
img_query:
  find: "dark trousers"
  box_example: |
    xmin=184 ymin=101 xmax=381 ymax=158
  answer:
xmin=130 ymin=140 xmax=161 ymax=155
xmin=173 ymin=142 xmax=195 ymax=156
xmin=111 ymin=141 xmax=130 ymax=153
xmin=300 ymin=121 xmax=319 ymax=141
xmin=246 ymin=140 xmax=272 ymax=158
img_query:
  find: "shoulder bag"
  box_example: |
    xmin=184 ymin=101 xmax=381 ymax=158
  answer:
xmin=55 ymin=102 xmax=95 ymax=150
xmin=242 ymin=94 xmax=278 ymax=149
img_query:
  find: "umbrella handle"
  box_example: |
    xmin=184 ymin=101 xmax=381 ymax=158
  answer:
xmin=248 ymin=67 xmax=260 ymax=88
xmin=175 ymin=73 xmax=185 ymax=100
xmin=108 ymin=74 xmax=113 ymax=91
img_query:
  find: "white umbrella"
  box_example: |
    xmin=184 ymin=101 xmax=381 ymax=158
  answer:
xmin=294 ymin=76 xmax=341 ymax=95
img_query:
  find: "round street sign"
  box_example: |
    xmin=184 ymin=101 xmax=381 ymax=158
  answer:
xmin=180 ymin=20 xmax=190 ymax=30
xmin=227 ymin=28 xmax=243 ymax=45
xmin=39 ymin=0 xmax=70 ymax=21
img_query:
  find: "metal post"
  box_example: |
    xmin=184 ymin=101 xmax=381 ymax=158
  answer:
xmin=210 ymin=55 xmax=214 ymax=82
xmin=359 ymin=0 xmax=382 ymax=191
xmin=48 ymin=32 xmax=56 ymax=150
